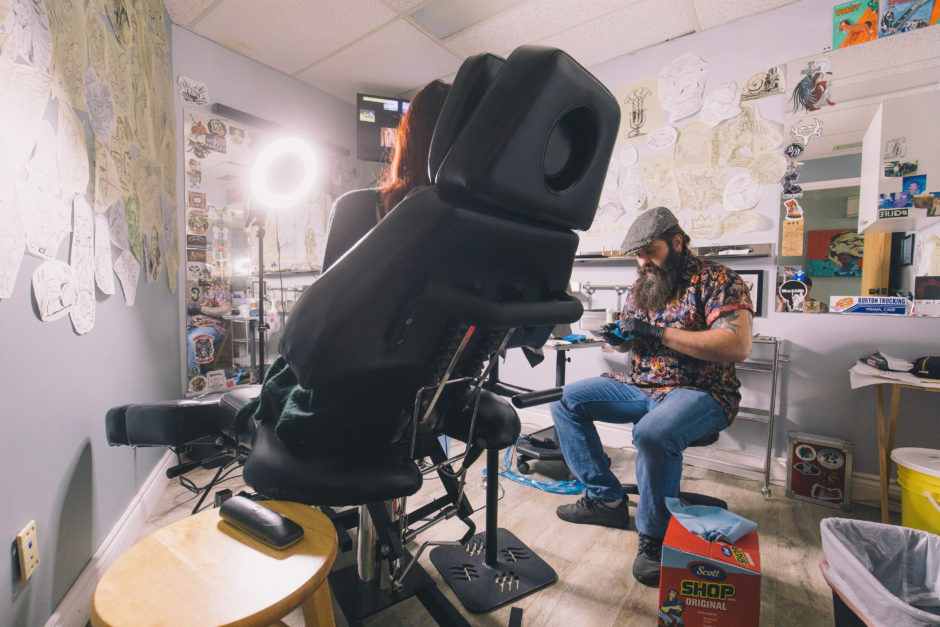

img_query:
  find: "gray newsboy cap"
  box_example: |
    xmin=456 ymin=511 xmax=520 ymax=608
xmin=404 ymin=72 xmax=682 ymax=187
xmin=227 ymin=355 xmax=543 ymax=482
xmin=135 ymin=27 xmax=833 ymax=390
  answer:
xmin=621 ymin=207 xmax=679 ymax=255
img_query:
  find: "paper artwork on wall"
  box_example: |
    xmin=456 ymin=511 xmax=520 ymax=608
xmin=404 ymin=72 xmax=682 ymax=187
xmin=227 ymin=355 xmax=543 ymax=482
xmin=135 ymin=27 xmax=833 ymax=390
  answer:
xmin=93 ymin=139 xmax=121 ymax=213
xmin=747 ymin=152 xmax=788 ymax=185
xmin=806 ymin=229 xmax=863 ymax=277
xmin=0 ymin=181 xmax=25 ymax=299
xmin=84 ymin=66 xmax=114 ymax=144
xmin=32 ymin=259 xmax=76 ymax=321
xmin=11 ymin=0 xmax=53 ymax=71
xmin=658 ymin=52 xmax=707 ymax=124
xmin=618 ymin=144 xmax=638 ymax=168
xmin=790 ymin=59 xmax=836 ymax=113
xmin=158 ymin=191 xmax=178 ymax=292
xmin=647 ymin=126 xmax=677 ymax=150
xmin=24 ymin=119 xmax=60 ymax=196
xmin=673 ymin=122 xmax=712 ymax=170
xmin=740 ymin=66 xmax=784 ymax=101
xmin=57 ymin=104 xmax=90 ymax=197
xmin=112 ymin=248 xmax=139 ymax=306
xmin=700 ymin=81 xmax=741 ymax=127
xmin=676 ymin=167 xmax=725 ymax=212
xmin=686 ymin=213 xmax=723 ymax=239
xmin=781 ymin=218 xmax=804 ymax=256
xmin=177 ymin=75 xmax=209 ymax=105
xmin=70 ymin=195 xmax=95 ymax=334
xmin=616 ymin=76 xmax=663 ymax=145
xmin=0 ymin=62 xmax=52 ymax=170
xmin=722 ymin=209 xmax=769 ymax=235
xmin=45 ymin=0 xmax=87 ymax=109
xmin=723 ymin=173 xmax=761 ymax=212
xmin=125 ymin=192 xmax=142 ymax=260
xmin=85 ymin=5 xmax=107 ymax=73
xmin=645 ymin=172 xmax=681 ymax=212
xmin=94 ymin=213 xmax=114 ymax=295
xmin=19 ymin=178 xmax=71 ymax=259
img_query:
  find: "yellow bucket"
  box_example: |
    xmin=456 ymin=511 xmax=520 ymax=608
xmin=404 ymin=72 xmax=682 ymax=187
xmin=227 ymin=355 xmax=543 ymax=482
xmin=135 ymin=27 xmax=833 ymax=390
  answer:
xmin=891 ymin=448 xmax=940 ymax=535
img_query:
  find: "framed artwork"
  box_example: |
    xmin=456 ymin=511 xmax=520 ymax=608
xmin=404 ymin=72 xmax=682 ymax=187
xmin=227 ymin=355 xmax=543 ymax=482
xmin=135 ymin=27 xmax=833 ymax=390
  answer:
xmin=806 ymin=229 xmax=863 ymax=277
xmin=737 ymin=270 xmax=764 ymax=317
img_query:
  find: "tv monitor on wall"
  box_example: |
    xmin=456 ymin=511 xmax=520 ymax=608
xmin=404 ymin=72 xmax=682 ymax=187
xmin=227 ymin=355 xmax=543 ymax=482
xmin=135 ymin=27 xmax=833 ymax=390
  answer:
xmin=356 ymin=93 xmax=410 ymax=162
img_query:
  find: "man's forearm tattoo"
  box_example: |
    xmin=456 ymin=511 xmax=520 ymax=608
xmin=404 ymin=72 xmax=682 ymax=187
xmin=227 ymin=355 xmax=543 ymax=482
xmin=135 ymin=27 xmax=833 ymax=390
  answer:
xmin=712 ymin=311 xmax=744 ymax=332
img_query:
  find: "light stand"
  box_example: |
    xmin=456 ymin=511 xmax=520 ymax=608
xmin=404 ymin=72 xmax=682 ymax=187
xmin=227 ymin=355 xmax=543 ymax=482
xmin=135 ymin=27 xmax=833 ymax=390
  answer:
xmin=249 ymin=137 xmax=318 ymax=380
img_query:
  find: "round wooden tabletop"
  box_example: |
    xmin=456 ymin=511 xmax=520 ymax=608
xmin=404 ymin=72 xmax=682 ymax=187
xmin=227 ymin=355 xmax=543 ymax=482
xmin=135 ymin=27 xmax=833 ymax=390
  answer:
xmin=91 ymin=501 xmax=338 ymax=627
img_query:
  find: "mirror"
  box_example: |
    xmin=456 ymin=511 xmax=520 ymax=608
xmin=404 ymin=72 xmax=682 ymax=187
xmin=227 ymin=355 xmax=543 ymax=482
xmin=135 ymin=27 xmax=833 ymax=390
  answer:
xmin=779 ymin=26 xmax=940 ymax=313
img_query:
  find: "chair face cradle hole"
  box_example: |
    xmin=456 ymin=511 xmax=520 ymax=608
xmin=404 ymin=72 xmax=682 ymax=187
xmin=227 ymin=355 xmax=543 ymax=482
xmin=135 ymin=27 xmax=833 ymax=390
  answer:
xmin=543 ymin=105 xmax=597 ymax=193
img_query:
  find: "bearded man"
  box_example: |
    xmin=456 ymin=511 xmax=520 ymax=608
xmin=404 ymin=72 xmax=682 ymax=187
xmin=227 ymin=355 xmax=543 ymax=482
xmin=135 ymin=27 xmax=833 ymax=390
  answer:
xmin=550 ymin=207 xmax=754 ymax=586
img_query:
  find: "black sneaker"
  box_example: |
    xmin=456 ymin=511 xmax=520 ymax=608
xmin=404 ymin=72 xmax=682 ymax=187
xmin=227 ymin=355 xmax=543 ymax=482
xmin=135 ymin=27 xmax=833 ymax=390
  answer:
xmin=632 ymin=533 xmax=663 ymax=586
xmin=556 ymin=496 xmax=630 ymax=529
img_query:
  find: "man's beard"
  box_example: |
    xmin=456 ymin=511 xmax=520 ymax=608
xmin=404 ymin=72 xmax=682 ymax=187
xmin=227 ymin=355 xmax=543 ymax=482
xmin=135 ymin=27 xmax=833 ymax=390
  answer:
xmin=634 ymin=246 xmax=685 ymax=312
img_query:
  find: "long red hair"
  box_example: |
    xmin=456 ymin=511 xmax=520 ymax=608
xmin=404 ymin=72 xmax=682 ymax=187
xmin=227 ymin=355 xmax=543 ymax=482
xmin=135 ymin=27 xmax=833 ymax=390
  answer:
xmin=378 ymin=79 xmax=451 ymax=215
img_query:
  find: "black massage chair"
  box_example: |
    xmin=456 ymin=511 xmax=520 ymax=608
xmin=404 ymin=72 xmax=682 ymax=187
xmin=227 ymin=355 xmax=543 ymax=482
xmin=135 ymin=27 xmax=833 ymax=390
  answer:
xmin=106 ymin=45 xmax=618 ymax=624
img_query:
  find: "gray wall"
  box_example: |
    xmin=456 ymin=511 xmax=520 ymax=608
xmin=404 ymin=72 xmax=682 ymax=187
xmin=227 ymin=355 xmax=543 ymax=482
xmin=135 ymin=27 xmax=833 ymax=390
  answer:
xmin=500 ymin=0 xmax=940 ymax=477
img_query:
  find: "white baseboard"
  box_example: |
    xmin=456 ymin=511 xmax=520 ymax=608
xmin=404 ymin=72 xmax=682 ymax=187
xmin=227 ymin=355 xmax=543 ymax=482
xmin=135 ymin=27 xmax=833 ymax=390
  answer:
xmin=516 ymin=408 xmax=900 ymax=510
xmin=46 ymin=449 xmax=174 ymax=627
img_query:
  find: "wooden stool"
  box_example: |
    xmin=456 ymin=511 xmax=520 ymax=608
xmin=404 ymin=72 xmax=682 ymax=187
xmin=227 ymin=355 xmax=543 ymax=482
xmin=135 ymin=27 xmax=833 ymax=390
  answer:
xmin=92 ymin=501 xmax=338 ymax=626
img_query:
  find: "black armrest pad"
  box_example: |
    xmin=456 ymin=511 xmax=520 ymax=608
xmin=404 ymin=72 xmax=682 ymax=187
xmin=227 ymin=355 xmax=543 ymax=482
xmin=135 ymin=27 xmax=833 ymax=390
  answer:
xmin=426 ymin=284 xmax=582 ymax=329
xmin=511 ymin=388 xmax=563 ymax=408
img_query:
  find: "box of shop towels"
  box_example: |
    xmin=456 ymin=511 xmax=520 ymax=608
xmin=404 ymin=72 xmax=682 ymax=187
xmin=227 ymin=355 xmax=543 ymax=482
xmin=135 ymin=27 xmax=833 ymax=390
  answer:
xmin=658 ymin=517 xmax=761 ymax=626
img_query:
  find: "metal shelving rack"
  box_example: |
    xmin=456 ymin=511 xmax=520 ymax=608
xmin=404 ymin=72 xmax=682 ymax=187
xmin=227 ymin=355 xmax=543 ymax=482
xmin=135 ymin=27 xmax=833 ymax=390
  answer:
xmin=735 ymin=335 xmax=788 ymax=498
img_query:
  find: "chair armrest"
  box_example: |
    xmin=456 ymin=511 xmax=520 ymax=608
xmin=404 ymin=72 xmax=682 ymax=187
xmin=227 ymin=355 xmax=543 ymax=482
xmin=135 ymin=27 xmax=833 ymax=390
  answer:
xmin=425 ymin=284 xmax=582 ymax=328
xmin=511 ymin=388 xmax=563 ymax=408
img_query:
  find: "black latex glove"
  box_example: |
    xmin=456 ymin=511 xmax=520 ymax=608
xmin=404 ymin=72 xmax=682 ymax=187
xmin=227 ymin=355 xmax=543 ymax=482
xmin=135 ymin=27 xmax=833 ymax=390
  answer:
xmin=619 ymin=317 xmax=664 ymax=346
xmin=600 ymin=322 xmax=625 ymax=346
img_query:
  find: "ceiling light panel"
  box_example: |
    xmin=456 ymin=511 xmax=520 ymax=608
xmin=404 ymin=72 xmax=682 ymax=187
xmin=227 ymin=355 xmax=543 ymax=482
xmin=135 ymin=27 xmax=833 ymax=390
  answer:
xmin=690 ymin=0 xmax=797 ymax=31
xmin=538 ymin=0 xmax=695 ymax=68
xmin=191 ymin=0 xmax=397 ymax=76
xmin=445 ymin=0 xmax=636 ymax=59
xmin=411 ymin=0 xmax=529 ymax=39
xmin=297 ymin=19 xmax=461 ymax=103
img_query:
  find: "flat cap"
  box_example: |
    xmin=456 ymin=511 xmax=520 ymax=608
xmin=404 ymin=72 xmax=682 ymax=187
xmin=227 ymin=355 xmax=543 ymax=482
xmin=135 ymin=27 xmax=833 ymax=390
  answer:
xmin=621 ymin=206 xmax=678 ymax=255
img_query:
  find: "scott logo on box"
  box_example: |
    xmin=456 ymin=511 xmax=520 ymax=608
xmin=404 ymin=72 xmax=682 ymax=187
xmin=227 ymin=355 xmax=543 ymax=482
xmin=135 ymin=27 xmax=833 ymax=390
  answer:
xmin=659 ymin=518 xmax=761 ymax=626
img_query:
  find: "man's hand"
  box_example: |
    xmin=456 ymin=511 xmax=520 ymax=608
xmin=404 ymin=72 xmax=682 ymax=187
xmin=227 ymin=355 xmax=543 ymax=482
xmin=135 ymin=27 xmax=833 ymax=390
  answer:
xmin=600 ymin=322 xmax=625 ymax=346
xmin=619 ymin=317 xmax=664 ymax=346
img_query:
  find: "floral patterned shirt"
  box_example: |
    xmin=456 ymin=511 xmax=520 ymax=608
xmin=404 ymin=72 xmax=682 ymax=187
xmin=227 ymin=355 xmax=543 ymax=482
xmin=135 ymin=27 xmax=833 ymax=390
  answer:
xmin=604 ymin=255 xmax=754 ymax=422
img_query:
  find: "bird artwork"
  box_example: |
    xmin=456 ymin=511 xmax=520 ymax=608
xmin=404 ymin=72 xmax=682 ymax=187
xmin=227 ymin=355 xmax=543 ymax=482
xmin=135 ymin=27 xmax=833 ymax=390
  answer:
xmin=791 ymin=60 xmax=836 ymax=113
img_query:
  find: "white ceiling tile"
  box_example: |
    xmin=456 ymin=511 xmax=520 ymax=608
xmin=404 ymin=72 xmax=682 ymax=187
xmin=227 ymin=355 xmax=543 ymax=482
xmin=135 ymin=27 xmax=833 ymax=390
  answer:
xmin=445 ymin=0 xmax=638 ymax=59
xmin=297 ymin=20 xmax=461 ymax=103
xmin=191 ymin=0 xmax=397 ymax=75
xmin=538 ymin=0 xmax=696 ymax=68
xmin=384 ymin=0 xmax=430 ymax=12
xmin=690 ymin=0 xmax=797 ymax=31
xmin=164 ymin=0 xmax=217 ymax=26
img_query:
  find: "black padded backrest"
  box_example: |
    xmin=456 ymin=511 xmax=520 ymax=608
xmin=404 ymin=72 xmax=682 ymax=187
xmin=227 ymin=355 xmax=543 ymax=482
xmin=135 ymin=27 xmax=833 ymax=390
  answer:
xmin=279 ymin=46 xmax=618 ymax=392
xmin=428 ymin=53 xmax=505 ymax=182
xmin=434 ymin=46 xmax=619 ymax=231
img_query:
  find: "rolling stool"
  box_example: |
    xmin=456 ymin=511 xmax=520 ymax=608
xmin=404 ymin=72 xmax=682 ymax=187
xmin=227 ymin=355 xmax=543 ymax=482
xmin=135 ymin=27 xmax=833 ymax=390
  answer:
xmin=91 ymin=501 xmax=338 ymax=626
xmin=622 ymin=432 xmax=728 ymax=509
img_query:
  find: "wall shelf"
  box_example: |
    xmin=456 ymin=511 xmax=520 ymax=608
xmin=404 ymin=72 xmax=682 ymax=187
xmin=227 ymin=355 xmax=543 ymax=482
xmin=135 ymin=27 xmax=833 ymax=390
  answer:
xmin=575 ymin=243 xmax=773 ymax=264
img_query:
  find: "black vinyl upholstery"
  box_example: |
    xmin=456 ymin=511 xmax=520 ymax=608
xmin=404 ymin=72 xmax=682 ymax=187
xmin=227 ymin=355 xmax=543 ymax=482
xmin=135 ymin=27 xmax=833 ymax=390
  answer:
xmin=245 ymin=45 xmax=618 ymax=507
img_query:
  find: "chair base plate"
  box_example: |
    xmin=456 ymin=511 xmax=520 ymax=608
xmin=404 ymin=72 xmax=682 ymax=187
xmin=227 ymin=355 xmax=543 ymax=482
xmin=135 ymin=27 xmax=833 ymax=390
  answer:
xmin=429 ymin=528 xmax=556 ymax=613
xmin=330 ymin=551 xmax=434 ymax=623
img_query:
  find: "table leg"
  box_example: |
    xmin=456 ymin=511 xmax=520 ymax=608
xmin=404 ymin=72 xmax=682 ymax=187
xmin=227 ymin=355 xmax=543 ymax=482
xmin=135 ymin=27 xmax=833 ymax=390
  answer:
xmin=876 ymin=384 xmax=889 ymax=523
xmin=302 ymin=582 xmax=336 ymax=626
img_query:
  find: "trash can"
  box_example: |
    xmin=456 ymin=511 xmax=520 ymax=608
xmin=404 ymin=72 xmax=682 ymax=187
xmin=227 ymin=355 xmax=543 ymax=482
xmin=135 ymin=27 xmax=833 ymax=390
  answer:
xmin=891 ymin=448 xmax=940 ymax=535
xmin=819 ymin=518 xmax=940 ymax=626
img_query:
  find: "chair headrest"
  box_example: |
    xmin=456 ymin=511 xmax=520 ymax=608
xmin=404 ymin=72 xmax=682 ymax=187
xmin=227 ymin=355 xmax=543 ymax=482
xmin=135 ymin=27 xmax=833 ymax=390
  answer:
xmin=428 ymin=53 xmax=505 ymax=183
xmin=432 ymin=46 xmax=619 ymax=232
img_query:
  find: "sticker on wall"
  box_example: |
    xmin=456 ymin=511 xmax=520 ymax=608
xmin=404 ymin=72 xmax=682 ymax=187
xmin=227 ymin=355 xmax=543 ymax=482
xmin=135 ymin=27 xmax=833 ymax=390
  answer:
xmin=789 ymin=118 xmax=823 ymax=146
xmin=658 ymin=52 xmax=707 ymax=123
xmin=187 ymin=191 xmax=206 ymax=209
xmin=187 ymin=158 xmax=201 ymax=188
xmin=784 ymin=143 xmax=805 ymax=159
xmin=791 ymin=60 xmax=836 ymax=113
xmin=883 ymin=160 xmax=918 ymax=177
xmin=192 ymin=334 xmax=215 ymax=364
xmin=229 ymin=126 xmax=245 ymax=144
xmin=781 ymin=218 xmax=804 ymax=257
xmin=177 ymin=75 xmax=209 ymax=105
xmin=740 ymin=66 xmax=784 ymax=101
xmin=186 ymin=209 xmax=209 ymax=235
xmin=793 ymin=462 xmax=821 ymax=476
xmin=206 ymin=369 xmax=227 ymax=392
xmin=784 ymin=198 xmax=804 ymax=220
xmin=810 ymin=485 xmax=843 ymax=501
xmin=883 ymin=137 xmax=906 ymax=160
xmin=817 ymin=448 xmax=846 ymax=470
xmin=189 ymin=375 xmax=207 ymax=393
xmin=187 ymin=248 xmax=207 ymax=263
xmin=782 ymin=165 xmax=803 ymax=200
xmin=32 ymin=259 xmax=76 ymax=321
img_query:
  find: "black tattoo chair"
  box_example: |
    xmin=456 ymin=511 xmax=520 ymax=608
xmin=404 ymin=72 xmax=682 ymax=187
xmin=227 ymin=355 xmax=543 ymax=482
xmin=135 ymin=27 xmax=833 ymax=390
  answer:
xmin=106 ymin=45 xmax=618 ymax=623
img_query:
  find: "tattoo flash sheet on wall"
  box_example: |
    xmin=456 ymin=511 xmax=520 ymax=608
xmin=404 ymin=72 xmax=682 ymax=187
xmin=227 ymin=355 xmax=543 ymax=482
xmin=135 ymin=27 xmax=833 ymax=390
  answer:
xmin=676 ymin=167 xmax=725 ymax=212
xmin=57 ymin=103 xmax=90 ymax=197
xmin=0 ymin=62 xmax=51 ymax=170
xmin=46 ymin=0 xmax=87 ymax=109
xmin=94 ymin=139 xmax=121 ymax=213
xmin=616 ymin=76 xmax=664 ymax=145
xmin=723 ymin=172 xmax=761 ymax=212
xmin=24 ymin=119 xmax=60 ymax=195
xmin=700 ymin=81 xmax=741 ymax=128
xmin=748 ymin=151 xmax=787 ymax=185
xmin=84 ymin=65 xmax=114 ymax=144
xmin=740 ymin=66 xmax=784 ymax=101
xmin=11 ymin=0 xmax=53 ymax=71
xmin=70 ymin=195 xmax=95 ymax=334
xmin=673 ymin=122 xmax=712 ymax=170
xmin=658 ymin=52 xmax=708 ymax=124
xmin=107 ymin=197 xmax=129 ymax=250
xmin=112 ymin=247 xmax=139 ymax=306
xmin=18 ymin=177 xmax=71 ymax=259
xmin=32 ymin=259 xmax=76 ymax=321
xmin=94 ymin=213 xmax=114 ymax=295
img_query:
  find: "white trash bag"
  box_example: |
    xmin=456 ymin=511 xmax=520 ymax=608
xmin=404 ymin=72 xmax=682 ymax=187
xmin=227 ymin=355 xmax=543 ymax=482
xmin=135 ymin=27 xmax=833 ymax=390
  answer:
xmin=820 ymin=518 xmax=940 ymax=626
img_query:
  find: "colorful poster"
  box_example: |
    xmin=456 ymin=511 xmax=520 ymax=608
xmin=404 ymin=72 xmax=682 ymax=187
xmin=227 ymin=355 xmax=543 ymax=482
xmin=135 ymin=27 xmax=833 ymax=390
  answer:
xmin=806 ymin=230 xmax=864 ymax=277
xmin=833 ymin=1 xmax=879 ymax=49
xmin=878 ymin=0 xmax=934 ymax=37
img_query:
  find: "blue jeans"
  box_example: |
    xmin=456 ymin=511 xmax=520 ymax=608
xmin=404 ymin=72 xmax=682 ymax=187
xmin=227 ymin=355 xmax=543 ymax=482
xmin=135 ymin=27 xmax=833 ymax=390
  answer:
xmin=550 ymin=376 xmax=728 ymax=538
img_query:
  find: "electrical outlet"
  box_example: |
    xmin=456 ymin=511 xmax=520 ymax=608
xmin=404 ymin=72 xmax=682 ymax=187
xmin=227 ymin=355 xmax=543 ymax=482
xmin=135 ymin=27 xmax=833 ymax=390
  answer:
xmin=15 ymin=521 xmax=39 ymax=582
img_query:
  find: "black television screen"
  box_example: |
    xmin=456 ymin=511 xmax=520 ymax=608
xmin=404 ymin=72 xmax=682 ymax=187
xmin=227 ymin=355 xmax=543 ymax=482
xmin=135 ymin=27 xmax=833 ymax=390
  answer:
xmin=356 ymin=93 xmax=409 ymax=162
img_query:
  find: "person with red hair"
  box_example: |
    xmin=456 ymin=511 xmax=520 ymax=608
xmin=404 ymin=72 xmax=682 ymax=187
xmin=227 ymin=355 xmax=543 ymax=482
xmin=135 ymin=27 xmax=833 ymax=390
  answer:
xmin=322 ymin=79 xmax=451 ymax=270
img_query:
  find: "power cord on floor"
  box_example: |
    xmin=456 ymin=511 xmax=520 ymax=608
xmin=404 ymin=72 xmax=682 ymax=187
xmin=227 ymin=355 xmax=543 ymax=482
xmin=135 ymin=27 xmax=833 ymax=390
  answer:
xmin=481 ymin=436 xmax=585 ymax=495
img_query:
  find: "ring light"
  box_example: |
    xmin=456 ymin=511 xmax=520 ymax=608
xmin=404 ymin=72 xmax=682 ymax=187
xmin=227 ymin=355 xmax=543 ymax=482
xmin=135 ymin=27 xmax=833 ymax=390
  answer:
xmin=250 ymin=137 xmax=317 ymax=209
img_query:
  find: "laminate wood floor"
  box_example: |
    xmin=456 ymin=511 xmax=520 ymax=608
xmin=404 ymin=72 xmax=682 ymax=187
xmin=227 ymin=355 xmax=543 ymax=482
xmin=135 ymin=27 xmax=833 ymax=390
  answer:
xmin=143 ymin=445 xmax=892 ymax=626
